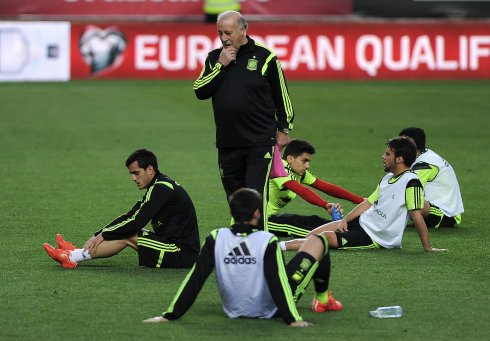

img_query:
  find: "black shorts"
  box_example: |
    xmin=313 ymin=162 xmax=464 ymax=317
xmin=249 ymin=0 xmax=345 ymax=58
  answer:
xmin=137 ymin=230 xmax=198 ymax=268
xmin=335 ymin=217 xmax=380 ymax=250
xmin=425 ymin=203 xmax=460 ymax=228
xmin=266 ymin=213 xmax=329 ymax=238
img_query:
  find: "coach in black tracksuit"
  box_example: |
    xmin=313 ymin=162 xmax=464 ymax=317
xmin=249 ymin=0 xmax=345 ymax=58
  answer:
xmin=193 ymin=11 xmax=295 ymax=226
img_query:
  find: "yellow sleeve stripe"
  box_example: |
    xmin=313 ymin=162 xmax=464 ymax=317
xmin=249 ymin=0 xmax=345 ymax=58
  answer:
xmin=210 ymin=229 xmax=219 ymax=240
xmin=102 ymin=183 xmax=156 ymax=233
xmin=154 ymin=181 xmax=174 ymax=190
xmin=367 ymin=184 xmax=380 ymax=204
xmin=101 ymin=207 xmax=139 ymax=233
xmin=163 ymin=263 xmax=197 ymax=315
xmin=193 ymin=63 xmax=222 ymax=89
xmin=275 ymin=59 xmax=294 ymax=129
xmin=261 ymin=51 xmax=276 ymax=76
xmin=144 ymin=185 xmax=154 ymax=203
xmin=274 ymin=243 xmax=303 ymax=321
xmin=255 ymin=41 xmax=276 ymax=57
xmin=415 ymin=166 xmax=439 ymax=185
xmin=406 ymin=185 xmax=424 ymax=211
xmin=254 ymin=42 xmax=294 ymax=129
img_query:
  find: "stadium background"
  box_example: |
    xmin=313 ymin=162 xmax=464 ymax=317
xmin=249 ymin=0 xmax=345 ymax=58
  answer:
xmin=0 ymin=1 xmax=489 ymax=340
xmin=1 ymin=0 xmax=489 ymax=81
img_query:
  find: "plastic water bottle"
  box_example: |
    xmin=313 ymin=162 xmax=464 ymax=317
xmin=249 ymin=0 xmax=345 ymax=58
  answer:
xmin=331 ymin=206 xmax=343 ymax=221
xmin=369 ymin=306 xmax=403 ymax=318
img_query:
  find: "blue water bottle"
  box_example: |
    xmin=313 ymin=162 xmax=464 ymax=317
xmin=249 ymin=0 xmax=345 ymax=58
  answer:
xmin=331 ymin=206 xmax=343 ymax=221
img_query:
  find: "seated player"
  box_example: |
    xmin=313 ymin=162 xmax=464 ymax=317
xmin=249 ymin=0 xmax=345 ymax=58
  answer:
xmin=284 ymin=137 xmax=447 ymax=252
xmin=266 ymin=139 xmax=364 ymax=237
xmin=143 ymin=188 xmax=342 ymax=327
xmin=43 ymin=149 xmax=200 ymax=269
xmin=399 ymin=127 xmax=464 ymax=227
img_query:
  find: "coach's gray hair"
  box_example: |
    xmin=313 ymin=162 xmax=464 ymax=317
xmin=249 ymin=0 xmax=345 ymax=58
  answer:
xmin=217 ymin=10 xmax=248 ymax=30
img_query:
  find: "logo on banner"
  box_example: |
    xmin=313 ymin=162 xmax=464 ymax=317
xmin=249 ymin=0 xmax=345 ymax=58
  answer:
xmin=246 ymin=58 xmax=258 ymax=71
xmin=79 ymin=25 xmax=127 ymax=75
xmin=0 ymin=29 xmax=28 ymax=74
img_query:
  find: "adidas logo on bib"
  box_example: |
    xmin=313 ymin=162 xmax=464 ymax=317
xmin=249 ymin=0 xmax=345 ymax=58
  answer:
xmin=223 ymin=241 xmax=257 ymax=265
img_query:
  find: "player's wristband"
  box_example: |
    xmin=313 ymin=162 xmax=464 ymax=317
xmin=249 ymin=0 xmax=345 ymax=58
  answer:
xmin=279 ymin=241 xmax=287 ymax=251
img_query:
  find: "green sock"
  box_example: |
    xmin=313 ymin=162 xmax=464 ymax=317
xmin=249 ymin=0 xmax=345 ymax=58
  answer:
xmin=315 ymin=291 xmax=329 ymax=304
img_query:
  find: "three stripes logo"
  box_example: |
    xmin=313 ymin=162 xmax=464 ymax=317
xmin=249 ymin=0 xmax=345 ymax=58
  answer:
xmin=224 ymin=242 xmax=257 ymax=265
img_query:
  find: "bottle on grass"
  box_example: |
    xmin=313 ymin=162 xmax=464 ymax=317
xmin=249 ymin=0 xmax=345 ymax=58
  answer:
xmin=369 ymin=306 xmax=403 ymax=318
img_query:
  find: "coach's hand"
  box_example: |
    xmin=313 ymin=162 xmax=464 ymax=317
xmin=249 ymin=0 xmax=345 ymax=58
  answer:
xmin=290 ymin=321 xmax=312 ymax=327
xmin=276 ymin=131 xmax=291 ymax=150
xmin=143 ymin=316 xmax=169 ymax=323
xmin=219 ymin=45 xmax=237 ymax=66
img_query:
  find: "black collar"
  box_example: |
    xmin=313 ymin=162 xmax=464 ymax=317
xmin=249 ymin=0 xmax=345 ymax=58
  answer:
xmin=229 ymin=223 xmax=259 ymax=236
xmin=148 ymin=171 xmax=163 ymax=187
xmin=237 ymin=36 xmax=255 ymax=56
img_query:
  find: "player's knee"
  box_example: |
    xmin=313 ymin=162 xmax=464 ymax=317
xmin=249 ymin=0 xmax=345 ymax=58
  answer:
xmin=125 ymin=234 xmax=139 ymax=249
xmin=301 ymin=235 xmax=325 ymax=260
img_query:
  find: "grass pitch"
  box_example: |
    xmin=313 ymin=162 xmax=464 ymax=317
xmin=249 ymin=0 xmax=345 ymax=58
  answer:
xmin=0 ymin=79 xmax=489 ymax=340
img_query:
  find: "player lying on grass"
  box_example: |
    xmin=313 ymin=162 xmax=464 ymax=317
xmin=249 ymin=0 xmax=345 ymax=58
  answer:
xmin=265 ymin=139 xmax=364 ymax=237
xmin=143 ymin=188 xmax=342 ymax=327
xmin=43 ymin=149 xmax=200 ymax=269
xmin=283 ymin=137 xmax=447 ymax=252
xmin=399 ymin=127 xmax=464 ymax=228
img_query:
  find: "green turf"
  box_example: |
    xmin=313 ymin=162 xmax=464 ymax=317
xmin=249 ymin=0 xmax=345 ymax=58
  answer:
xmin=1 ymin=79 xmax=489 ymax=340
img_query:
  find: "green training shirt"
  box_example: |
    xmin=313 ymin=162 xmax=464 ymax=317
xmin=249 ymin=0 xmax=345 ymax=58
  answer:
xmin=268 ymin=160 xmax=317 ymax=216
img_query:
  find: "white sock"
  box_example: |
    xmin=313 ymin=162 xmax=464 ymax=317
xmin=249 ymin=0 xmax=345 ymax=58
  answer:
xmin=279 ymin=241 xmax=287 ymax=251
xmin=69 ymin=249 xmax=92 ymax=263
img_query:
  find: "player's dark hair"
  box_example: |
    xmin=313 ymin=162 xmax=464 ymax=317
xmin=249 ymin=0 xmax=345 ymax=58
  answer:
xmin=228 ymin=188 xmax=262 ymax=224
xmin=283 ymin=139 xmax=316 ymax=160
xmin=399 ymin=127 xmax=426 ymax=151
xmin=387 ymin=137 xmax=417 ymax=167
xmin=125 ymin=149 xmax=159 ymax=171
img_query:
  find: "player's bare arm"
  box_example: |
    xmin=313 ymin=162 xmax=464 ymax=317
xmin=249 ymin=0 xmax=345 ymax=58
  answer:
xmin=306 ymin=200 xmax=371 ymax=236
xmin=410 ymin=209 xmax=448 ymax=252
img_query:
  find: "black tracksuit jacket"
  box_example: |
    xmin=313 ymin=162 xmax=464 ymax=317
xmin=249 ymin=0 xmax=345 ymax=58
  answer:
xmin=95 ymin=172 xmax=200 ymax=252
xmin=193 ymin=36 xmax=294 ymax=148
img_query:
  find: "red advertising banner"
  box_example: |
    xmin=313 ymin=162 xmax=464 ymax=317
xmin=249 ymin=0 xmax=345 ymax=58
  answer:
xmin=0 ymin=0 xmax=351 ymax=17
xmin=70 ymin=21 xmax=490 ymax=80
